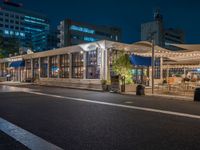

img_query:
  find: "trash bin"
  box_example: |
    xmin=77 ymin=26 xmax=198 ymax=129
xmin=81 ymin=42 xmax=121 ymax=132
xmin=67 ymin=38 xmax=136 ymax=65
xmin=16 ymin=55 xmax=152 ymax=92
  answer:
xmin=194 ymin=88 xmax=200 ymax=101
xmin=136 ymin=84 xmax=145 ymax=96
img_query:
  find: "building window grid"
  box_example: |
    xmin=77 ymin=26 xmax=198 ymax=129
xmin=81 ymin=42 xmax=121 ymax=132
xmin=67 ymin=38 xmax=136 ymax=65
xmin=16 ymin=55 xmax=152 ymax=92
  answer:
xmin=72 ymin=52 xmax=84 ymax=79
xmin=60 ymin=54 xmax=70 ymax=78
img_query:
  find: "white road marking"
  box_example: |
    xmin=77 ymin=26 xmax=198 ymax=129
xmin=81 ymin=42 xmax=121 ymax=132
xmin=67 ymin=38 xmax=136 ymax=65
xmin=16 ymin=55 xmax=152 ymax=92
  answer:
xmin=0 ymin=117 xmax=63 ymax=150
xmin=26 ymin=91 xmax=200 ymax=120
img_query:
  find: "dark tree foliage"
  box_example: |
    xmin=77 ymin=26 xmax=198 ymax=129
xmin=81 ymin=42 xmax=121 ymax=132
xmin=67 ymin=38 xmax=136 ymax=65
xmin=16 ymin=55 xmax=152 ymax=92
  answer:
xmin=0 ymin=35 xmax=19 ymax=58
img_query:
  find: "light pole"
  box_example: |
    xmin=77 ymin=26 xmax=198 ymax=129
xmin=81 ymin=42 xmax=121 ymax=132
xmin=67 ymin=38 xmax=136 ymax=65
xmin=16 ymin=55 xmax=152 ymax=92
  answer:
xmin=148 ymin=31 xmax=156 ymax=94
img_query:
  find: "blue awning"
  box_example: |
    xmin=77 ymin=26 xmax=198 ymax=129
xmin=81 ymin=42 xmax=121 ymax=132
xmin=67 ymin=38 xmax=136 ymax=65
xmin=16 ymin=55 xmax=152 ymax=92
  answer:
xmin=9 ymin=60 xmax=25 ymax=68
xmin=129 ymin=54 xmax=152 ymax=66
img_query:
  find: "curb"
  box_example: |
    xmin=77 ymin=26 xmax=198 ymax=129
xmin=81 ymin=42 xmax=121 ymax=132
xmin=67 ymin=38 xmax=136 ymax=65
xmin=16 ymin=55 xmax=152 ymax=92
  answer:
xmin=121 ymin=92 xmax=193 ymax=101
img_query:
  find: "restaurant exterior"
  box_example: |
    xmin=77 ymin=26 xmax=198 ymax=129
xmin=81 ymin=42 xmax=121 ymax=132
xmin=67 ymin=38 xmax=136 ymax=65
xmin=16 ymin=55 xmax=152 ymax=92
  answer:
xmin=0 ymin=40 xmax=200 ymax=92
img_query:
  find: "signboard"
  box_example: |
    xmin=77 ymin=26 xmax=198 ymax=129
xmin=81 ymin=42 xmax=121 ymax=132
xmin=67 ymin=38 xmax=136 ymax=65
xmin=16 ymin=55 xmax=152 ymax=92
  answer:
xmin=111 ymin=75 xmax=120 ymax=92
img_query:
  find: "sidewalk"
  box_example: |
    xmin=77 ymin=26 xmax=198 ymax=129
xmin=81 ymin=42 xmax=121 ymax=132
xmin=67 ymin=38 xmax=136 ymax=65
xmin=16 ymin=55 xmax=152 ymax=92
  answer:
xmin=0 ymin=81 xmax=34 ymax=86
xmin=123 ymin=91 xmax=193 ymax=101
xmin=0 ymin=81 xmax=194 ymax=101
xmin=0 ymin=130 xmax=29 ymax=150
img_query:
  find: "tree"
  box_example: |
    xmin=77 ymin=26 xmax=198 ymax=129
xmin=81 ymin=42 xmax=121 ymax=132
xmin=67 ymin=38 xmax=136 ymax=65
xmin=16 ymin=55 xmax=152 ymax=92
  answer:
xmin=5 ymin=37 xmax=20 ymax=56
xmin=112 ymin=51 xmax=133 ymax=84
xmin=0 ymin=35 xmax=20 ymax=58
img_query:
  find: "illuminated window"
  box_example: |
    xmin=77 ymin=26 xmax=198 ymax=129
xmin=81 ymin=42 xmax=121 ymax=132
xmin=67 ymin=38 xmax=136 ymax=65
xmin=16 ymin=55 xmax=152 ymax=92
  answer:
xmin=25 ymin=16 xmax=45 ymax=22
xmin=4 ymin=30 xmax=9 ymax=34
xmin=86 ymin=50 xmax=100 ymax=79
xmin=40 ymin=57 xmax=48 ymax=78
xmin=15 ymin=32 xmax=19 ymax=36
xmin=49 ymin=56 xmax=58 ymax=78
xmin=72 ymin=52 xmax=84 ymax=79
xmin=25 ymin=59 xmax=32 ymax=79
xmin=116 ymin=35 xmax=118 ymax=41
xmin=70 ymin=25 xmax=95 ymax=34
xmin=24 ymin=19 xmax=48 ymax=26
xmin=33 ymin=58 xmax=39 ymax=79
xmin=10 ymin=31 xmax=14 ymax=35
xmin=84 ymin=37 xmax=96 ymax=42
xmin=24 ymin=27 xmax=42 ymax=32
xmin=60 ymin=54 xmax=70 ymax=78
xmin=20 ymin=32 xmax=25 ymax=37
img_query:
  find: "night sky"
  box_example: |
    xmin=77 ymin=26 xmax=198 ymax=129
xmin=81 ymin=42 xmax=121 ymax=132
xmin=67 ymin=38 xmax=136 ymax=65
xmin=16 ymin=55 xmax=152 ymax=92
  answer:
xmin=12 ymin=0 xmax=200 ymax=44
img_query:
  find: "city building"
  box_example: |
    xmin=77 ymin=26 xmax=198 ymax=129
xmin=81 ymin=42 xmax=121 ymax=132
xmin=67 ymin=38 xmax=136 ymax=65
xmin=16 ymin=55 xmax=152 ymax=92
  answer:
xmin=57 ymin=19 xmax=122 ymax=48
xmin=46 ymin=29 xmax=59 ymax=50
xmin=141 ymin=10 xmax=185 ymax=50
xmin=1 ymin=40 xmax=200 ymax=91
xmin=0 ymin=0 xmax=50 ymax=53
xmin=32 ymin=29 xmax=59 ymax=52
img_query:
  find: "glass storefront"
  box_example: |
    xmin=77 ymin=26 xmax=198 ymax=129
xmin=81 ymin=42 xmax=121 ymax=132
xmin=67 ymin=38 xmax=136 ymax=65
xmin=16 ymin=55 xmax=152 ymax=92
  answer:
xmin=60 ymin=54 xmax=70 ymax=78
xmin=25 ymin=59 xmax=32 ymax=79
xmin=33 ymin=58 xmax=39 ymax=79
xmin=40 ymin=57 xmax=48 ymax=78
xmin=131 ymin=67 xmax=149 ymax=85
xmin=49 ymin=56 xmax=58 ymax=78
xmin=72 ymin=52 xmax=84 ymax=79
xmin=86 ymin=50 xmax=100 ymax=79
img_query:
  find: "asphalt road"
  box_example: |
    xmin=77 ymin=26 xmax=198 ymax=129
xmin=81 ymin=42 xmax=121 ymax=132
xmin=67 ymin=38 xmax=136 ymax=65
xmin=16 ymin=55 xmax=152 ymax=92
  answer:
xmin=1 ymin=85 xmax=200 ymax=150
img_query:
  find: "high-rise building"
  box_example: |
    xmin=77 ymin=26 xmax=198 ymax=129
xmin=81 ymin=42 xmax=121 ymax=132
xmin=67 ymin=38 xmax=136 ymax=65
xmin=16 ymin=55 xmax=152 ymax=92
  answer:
xmin=0 ymin=0 xmax=50 ymax=53
xmin=141 ymin=10 xmax=185 ymax=50
xmin=46 ymin=29 xmax=59 ymax=50
xmin=57 ymin=19 xmax=122 ymax=48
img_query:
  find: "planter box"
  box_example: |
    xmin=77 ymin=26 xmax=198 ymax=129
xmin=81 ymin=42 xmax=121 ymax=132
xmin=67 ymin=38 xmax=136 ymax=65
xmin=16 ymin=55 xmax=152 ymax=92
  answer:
xmin=0 ymin=77 xmax=6 ymax=82
xmin=125 ymin=84 xmax=137 ymax=92
xmin=37 ymin=78 xmax=102 ymax=90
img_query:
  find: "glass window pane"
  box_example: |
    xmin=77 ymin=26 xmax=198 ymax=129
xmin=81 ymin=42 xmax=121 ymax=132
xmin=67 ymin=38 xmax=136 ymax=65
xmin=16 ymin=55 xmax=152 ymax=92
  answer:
xmin=72 ymin=52 xmax=83 ymax=79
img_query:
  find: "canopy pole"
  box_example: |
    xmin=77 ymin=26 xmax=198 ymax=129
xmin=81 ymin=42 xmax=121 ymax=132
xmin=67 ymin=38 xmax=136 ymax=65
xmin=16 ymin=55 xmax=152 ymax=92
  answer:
xmin=151 ymin=39 xmax=155 ymax=94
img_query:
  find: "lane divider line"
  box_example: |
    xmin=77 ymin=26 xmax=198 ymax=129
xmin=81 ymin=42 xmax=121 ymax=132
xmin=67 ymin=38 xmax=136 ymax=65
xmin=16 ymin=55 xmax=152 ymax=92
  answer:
xmin=0 ymin=117 xmax=63 ymax=150
xmin=26 ymin=91 xmax=200 ymax=120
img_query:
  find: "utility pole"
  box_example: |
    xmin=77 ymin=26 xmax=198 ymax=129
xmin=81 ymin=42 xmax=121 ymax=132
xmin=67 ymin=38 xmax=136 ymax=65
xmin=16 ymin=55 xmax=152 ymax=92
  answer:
xmin=148 ymin=31 xmax=156 ymax=95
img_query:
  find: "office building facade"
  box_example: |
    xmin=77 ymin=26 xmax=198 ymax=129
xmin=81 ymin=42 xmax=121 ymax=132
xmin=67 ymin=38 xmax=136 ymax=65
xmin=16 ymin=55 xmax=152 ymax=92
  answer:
xmin=0 ymin=0 xmax=50 ymax=53
xmin=141 ymin=10 xmax=185 ymax=50
xmin=57 ymin=19 xmax=121 ymax=48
